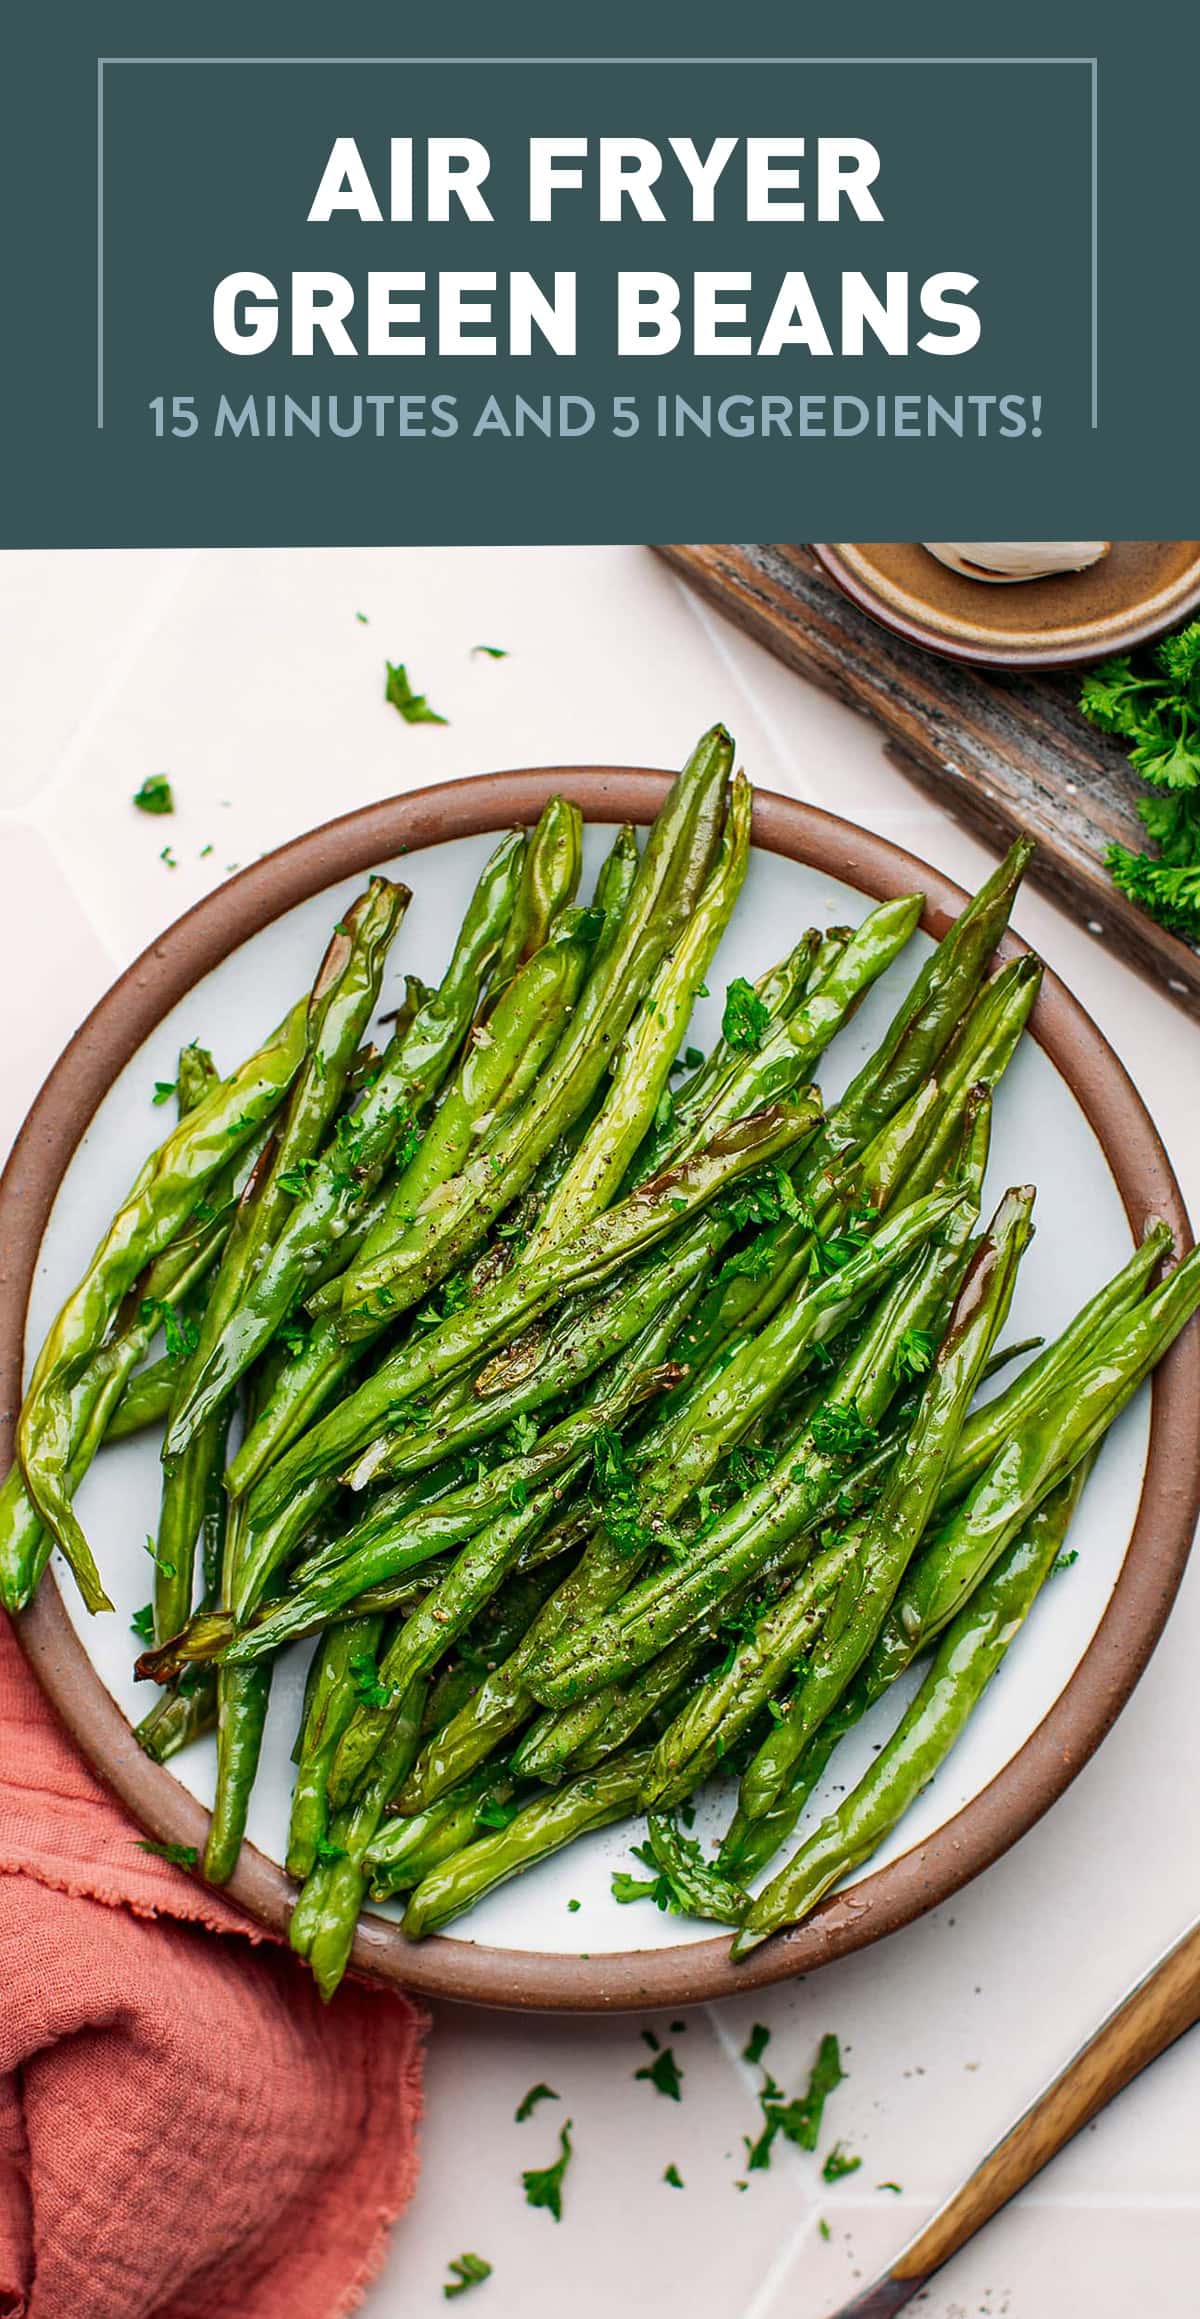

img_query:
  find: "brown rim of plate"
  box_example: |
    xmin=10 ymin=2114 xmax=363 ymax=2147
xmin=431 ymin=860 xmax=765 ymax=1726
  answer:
xmin=4 ymin=768 xmax=1197 ymax=2014
xmin=811 ymin=542 xmax=1200 ymax=670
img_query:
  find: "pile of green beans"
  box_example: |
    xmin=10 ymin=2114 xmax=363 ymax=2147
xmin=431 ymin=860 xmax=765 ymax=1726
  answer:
xmin=6 ymin=726 xmax=1198 ymax=1994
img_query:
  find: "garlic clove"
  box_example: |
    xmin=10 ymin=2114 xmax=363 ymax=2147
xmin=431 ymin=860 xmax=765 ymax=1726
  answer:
xmin=922 ymin=542 xmax=1112 ymax=584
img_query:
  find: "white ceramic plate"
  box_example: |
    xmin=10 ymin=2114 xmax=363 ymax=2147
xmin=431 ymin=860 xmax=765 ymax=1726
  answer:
xmin=9 ymin=773 xmax=1195 ymax=2009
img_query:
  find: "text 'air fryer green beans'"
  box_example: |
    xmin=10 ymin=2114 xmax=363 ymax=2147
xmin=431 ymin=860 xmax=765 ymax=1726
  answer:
xmin=8 ymin=727 xmax=1196 ymax=1996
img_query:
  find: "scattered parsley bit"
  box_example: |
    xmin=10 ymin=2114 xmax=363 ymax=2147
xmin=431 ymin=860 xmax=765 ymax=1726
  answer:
xmin=521 ymin=2120 xmax=572 ymax=2221
xmin=744 ymin=2032 xmax=846 ymax=2172
xmin=348 ymin=1652 xmax=393 ymax=1709
xmin=663 ymin=2164 xmax=684 ymax=2189
xmin=808 ymin=1402 xmax=874 ymax=1460
xmin=743 ymin=2023 xmax=771 ymax=2067
xmin=152 ymin=1079 xmax=177 ymax=1106
xmin=669 ymin=1195 xmax=688 ymax=1212
xmin=279 ymin=1319 xmax=309 ymax=1359
xmin=591 ymin=1430 xmax=667 ymax=1564
xmin=137 ymin=1838 xmax=197 ymax=1868
xmin=822 ymin=2141 xmax=862 ymax=2183
xmin=133 ymin=774 xmax=174 ymax=815
xmin=505 ymin=1412 xmax=539 ymax=1457
xmin=722 ymin=977 xmax=770 ymax=1052
xmin=130 ymin=1603 xmax=155 ymax=1642
xmin=471 ymin=644 xmax=508 ymax=659
xmin=277 ymin=1158 xmax=317 ymax=1197
xmin=160 ymin=846 xmax=178 ymax=869
xmin=515 ymin=2082 xmax=559 ymax=2123
xmin=635 ymin=2046 xmax=683 ymax=2102
xmin=138 ymin=1298 xmax=199 ymax=1365
xmin=894 ymin=1327 xmax=936 ymax=1382
xmin=385 ymin=660 xmax=447 ymax=725
xmin=818 ymin=2218 xmax=831 ymax=2242
xmin=475 ymin=1792 xmax=518 ymax=1832
xmin=355 ymin=610 xmax=369 ymax=624
xmin=567 ymin=1898 xmax=581 ymax=1913
xmin=199 ymin=843 xmax=214 ymax=858
xmin=443 ymin=2252 xmax=491 ymax=2298
xmin=877 ymin=2181 xmax=903 ymax=2194
xmin=684 ymin=1045 xmax=705 ymax=1070
xmin=1053 ymin=1549 xmax=1079 ymax=1574
xmin=1080 ymin=620 xmax=1200 ymax=941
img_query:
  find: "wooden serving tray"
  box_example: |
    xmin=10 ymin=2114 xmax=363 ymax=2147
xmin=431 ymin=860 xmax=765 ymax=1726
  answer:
xmin=656 ymin=542 xmax=1200 ymax=1022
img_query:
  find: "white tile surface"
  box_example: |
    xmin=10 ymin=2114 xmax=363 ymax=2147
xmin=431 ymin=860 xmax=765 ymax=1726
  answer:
xmin=2 ymin=545 xmax=1198 ymax=2319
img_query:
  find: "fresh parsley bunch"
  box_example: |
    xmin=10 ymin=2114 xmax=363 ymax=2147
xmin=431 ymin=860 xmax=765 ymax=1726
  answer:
xmin=1080 ymin=620 xmax=1200 ymax=942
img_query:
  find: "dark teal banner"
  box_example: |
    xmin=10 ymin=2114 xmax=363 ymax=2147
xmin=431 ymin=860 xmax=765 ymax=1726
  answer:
xmin=1 ymin=2 xmax=1195 ymax=544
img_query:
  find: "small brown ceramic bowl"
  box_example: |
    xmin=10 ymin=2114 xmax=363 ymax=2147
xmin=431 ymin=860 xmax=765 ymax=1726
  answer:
xmin=812 ymin=542 xmax=1200 ymax=670
xmin=5 ymin=771 xmax=1199 ymax=2012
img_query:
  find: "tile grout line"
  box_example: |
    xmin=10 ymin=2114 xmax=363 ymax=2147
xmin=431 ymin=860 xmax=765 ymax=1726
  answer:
xmin=25 ymin=548 xmax=201 ymax=822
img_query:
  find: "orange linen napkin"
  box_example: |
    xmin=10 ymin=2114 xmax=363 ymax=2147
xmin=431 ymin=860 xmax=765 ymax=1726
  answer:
xmin=0 ymin=1614 xmax=425 ymax=2319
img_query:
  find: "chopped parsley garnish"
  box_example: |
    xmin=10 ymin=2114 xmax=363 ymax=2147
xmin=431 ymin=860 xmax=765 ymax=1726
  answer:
xmin=722 ymin=977 xmax=770 ymax=1051
xmin=355 ymin=610 xmax=369 ymax=624
xmin=152 ymin=1079 xmax=177 ymax=1106
xmin=130 ymin=1603 xmax=155 ymax=1642
xmin=808 ymin=1402 xmax=874 ymax=1460
xmin=138 ymin=1298 xmax=199 ymax=1364
xmin=663 ymin=2163 xmax=684 ymax=2188
xmin=277 ymin=1159 xmax=317 ymax=1197
xmin=475 ymin=1792 xmax=518 ymax=1832
xmin=348 ymin=1652 xmax=393 ymax=1709
xmin=443 ymin=2252 xmax=491 ymax=2297
xmin=505 ymin=1412 xmax=539 ymax=1456
xmin=684 ymin=1045 xmax=704 ymax=1070
xmin=877 ymin=2180 xmax=903 ymax=2193
xmin=521 ymin=2120 xmax=573 ymax=2220
xmin=821 ymin=2141 xmax=862 ymax=2183
xmin=743 ymin=2023 xmax=771 ymax=2067
xmin=133 ymin=774 xmax=174 ymax=815
xmin=817 ymin=2217 xmax=831 ymax=2242
xmin=137 ymin=1839 xmax=197 ymax=1868
xmin=515 ymin=2082 xmax=559 ymax=2123
xmin=635 ymin=2045 xmax=683 ymax=2102
xmin=471 ymin=644 xmax=508 ymax=659
xmin=893 ymin=1327 xmax=936 ymax=1382
xmin=314 ymin=1835 xmax=346 ymax=1865
xmin=744 ymin=2032 xmax=846 ymax=2172
xmin=385 ymin=660 xmax=448 ymax=726
xmin=591 ymin=1430 xmax=663 ymax=1562
xmin=279 ymin=1319 xmax=309 ymax=1358
xmin=567 ymin=1897 xmax=580 ymax=1912
xmin=160 ymin=846 xmax=178 ymax=869
xmin=1053 ymin=1549 xmax=1079 ymax=1574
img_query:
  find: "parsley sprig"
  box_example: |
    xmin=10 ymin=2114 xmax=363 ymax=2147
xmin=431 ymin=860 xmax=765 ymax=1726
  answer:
xmin=1080 ymin=620 xmax=1200 ymax=941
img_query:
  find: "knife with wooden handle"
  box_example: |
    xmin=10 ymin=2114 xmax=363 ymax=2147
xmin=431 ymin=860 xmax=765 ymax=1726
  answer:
xmin=826 ymin=1918 xmax=1200 ymax=2319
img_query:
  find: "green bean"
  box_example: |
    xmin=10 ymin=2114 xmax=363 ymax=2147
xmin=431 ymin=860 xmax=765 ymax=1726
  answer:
xmin=168 ymin=832 xmax=526 ymax=1456
xmin=526 ymin=774 xmax=753 ymax=1250
xmin=333 ymin=728 xmax=735 ymax=1337
xmin=365 ymin=1768 xmax=517 ymax=1897
xmin=247 ymin=1099 xmax=818 ymax=1524
xmin=733 ymin=1460 xmax=1093 ymax=1953
xmin=635 ymin=927 xmax=831 ymax=1179
xmin=402 ymin=1750 xmax=649 ymax=1938
xmin=323 ymin=1351 xmax=679 ymax=1811
xmin=667 ymin=894 xmax=923 ymax=1168
xmin=532 ymin=1183 xmax=969 ymax=1709
xmin=105 ymin=1353 xmax=179 ymax=1441
xmin=286 ymin=1613 xmax=387 ymax=1879
xmin=935 ymin=1218 xmax=1173 ymax=1512
xmin=733 ymin=1188 xmax=1036 ymax=1824
xmin=290 ymin=1675 xmax=428 ymax=1999
xmin=480 ymin=794 xmax=583 ymax=1012
xmin=326 ymin=909 xmax=600 ymax=1310
xmin=134 ymin=1668 xmax=217 ymax=1762
xmin=348 ymin=1205 xmax=731 ymax=1494
xmin=14 ymin=1010 xmax=309 ymax=1610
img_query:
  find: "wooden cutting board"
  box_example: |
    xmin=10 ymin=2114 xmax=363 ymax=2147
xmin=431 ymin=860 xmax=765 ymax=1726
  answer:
xmin=655 ymin=542 xmax=1200 ymax=1022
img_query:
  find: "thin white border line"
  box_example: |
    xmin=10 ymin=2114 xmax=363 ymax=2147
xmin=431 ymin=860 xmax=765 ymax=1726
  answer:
xmin=94 ymin=54 xmax=1100 ymax=433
